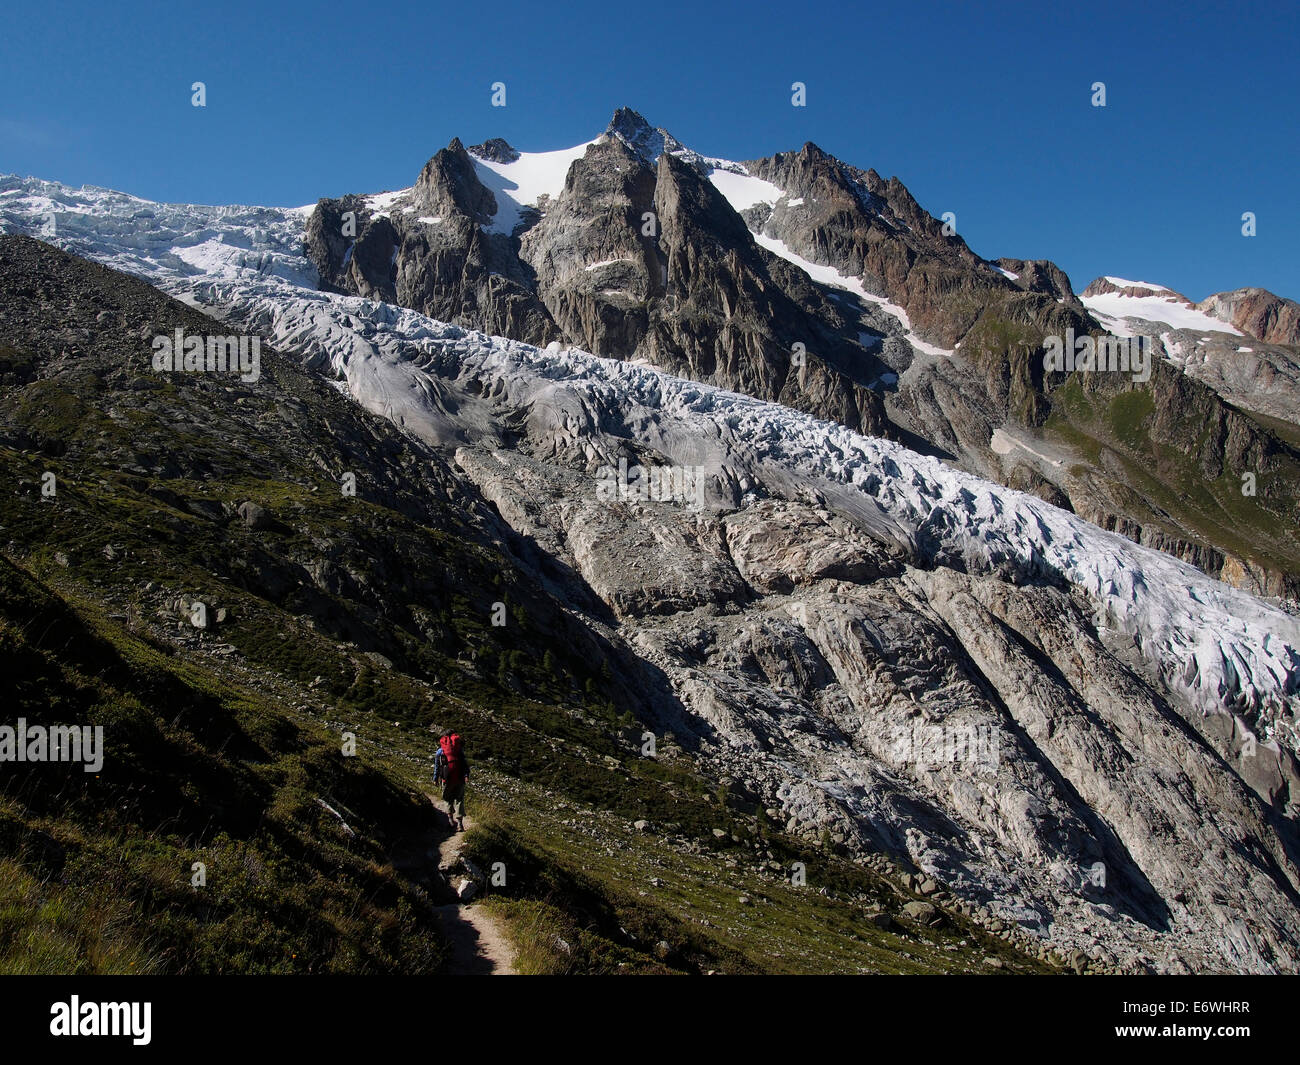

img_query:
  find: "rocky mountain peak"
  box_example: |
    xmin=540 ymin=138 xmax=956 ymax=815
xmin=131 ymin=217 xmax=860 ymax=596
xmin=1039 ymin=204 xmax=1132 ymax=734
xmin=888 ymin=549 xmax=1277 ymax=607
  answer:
xmin=607 ymin=105 xmax=651 ymax=134
xmin=468 ymin=137 xmax=520 ymax=163
xmin=996 ymin=258 xmax=1084 ymax=306
xmin=415 ymin=139 xmax=496 ymax=223
xmin=605 ymin=106 xmax=693 ymax=166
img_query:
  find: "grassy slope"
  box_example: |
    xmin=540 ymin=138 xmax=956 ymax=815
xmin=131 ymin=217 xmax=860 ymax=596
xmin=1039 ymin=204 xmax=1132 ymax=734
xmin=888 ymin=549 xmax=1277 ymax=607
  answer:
xmin=0 ymin=543 xmax=1051 ymax=975
xmin=1044 ymin=374 xmax=1300 ymax=575
xmin=0 ymin=555 xmax=447 ymax=974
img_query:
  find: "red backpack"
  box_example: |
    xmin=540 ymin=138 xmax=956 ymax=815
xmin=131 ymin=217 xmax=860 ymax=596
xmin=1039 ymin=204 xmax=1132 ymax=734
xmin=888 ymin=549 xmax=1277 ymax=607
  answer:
xmin=440 ymin=733 xmax=464 ymax=781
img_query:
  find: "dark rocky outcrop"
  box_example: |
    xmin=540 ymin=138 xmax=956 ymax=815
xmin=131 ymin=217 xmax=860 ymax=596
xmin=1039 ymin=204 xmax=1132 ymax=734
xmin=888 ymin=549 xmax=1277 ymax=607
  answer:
xmin=306 ymin=139 xmax=559 ymax=346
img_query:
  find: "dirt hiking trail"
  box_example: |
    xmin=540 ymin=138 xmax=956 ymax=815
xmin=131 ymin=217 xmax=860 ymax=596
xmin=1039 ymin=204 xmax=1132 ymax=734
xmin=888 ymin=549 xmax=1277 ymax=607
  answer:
xmin=431 ymin=815 xmax=517 ymax=975
xmin=390 ymin=796 xmax=517 ymax=975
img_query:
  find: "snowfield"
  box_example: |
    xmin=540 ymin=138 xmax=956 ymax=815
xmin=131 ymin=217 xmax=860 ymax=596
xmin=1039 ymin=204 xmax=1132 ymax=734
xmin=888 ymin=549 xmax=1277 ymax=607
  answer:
xmin=707 ymin=168 xmax=784 ymax=211
xmin=470 ymin=141 xmax=597 ymax=234
xmin=2 ymin=171 xmax=1297 ymax=748
xmin=1083 ymin=281 xmax=1244 ymax=338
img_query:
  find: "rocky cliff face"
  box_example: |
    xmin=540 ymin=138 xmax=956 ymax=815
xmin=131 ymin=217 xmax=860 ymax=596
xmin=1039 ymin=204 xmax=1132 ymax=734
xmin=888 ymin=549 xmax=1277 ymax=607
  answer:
xmin=305 ymin=139 xmax=560 ymax=346
xmin=1200 ymin=287 xmax=1300 ymax=347
xmin=521 ymin=134 xmax=660 ymax=359
xmin=745 ymin=144 xmax=1092 ymax=350
xmin=1081 ymin=277 xmax=1185 ymax=302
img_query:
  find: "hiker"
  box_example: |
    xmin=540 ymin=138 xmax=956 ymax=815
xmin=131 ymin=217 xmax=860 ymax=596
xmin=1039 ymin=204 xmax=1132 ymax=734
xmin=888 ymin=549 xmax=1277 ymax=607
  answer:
xmin=434 ymin=730 xmax=470 ymax=832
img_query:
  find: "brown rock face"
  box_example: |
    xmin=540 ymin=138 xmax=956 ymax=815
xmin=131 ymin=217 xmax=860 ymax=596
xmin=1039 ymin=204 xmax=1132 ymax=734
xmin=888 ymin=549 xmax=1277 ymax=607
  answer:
xmin=1198 ymin=287 xmax=1300 ymax=347
xmin=639 ymin=150 xmax=892 ymax=435
xmin=1080 ymin=277 xmax=1195 ymax=303
xmin=305 ymin=194 xmax=399 ymax=303
xmin=997 ymin=258 xmax=1087 ymax=309
xmin=521 ymin=135 xmax=660 ymax=360
xmin=745 ymin=144 xmax=1094 ymax=352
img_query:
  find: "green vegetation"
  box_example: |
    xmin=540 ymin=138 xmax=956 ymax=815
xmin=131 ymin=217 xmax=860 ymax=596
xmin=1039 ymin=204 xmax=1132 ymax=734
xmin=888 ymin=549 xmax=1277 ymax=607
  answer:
xmin=1044 ymin=373 xmax=1300 ymax=577
xmin=451 ymin=788 xmax=1051 ymax=975
xmin=0 ymin=555 xmax=448 ymax=974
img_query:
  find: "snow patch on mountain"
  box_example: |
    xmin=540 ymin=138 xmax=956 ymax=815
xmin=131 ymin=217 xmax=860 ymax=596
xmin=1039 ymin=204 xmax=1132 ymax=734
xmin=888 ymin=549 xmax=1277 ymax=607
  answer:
xmin=753 ymin=232 xmax=954 ymax=358
xmin=1083 ymin=286 xmax=1244 ymax=337
xmin=1102 ymin=276 xmax=1173 ymax=291
xmin=700 ymin=160 xmax=952 ymax=360
xmin=363 ymin=189 xmax=411 ymax=218
xmin=471 ymin=142 xmax=597 ymax=234
xmin=708 ymin=169 xmax=784 ymax=211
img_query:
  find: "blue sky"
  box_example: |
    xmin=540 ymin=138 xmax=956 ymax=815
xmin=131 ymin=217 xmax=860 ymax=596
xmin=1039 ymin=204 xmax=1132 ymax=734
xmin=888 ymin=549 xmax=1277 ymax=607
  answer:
xmin=2 ymin=0 xmax=1296 ymax=300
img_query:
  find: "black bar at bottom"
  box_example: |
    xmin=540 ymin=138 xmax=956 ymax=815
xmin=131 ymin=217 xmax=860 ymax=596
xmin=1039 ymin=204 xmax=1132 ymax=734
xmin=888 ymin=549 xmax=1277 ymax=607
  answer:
xmin=0 ymin=974 xmax=1285 ymax=1054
